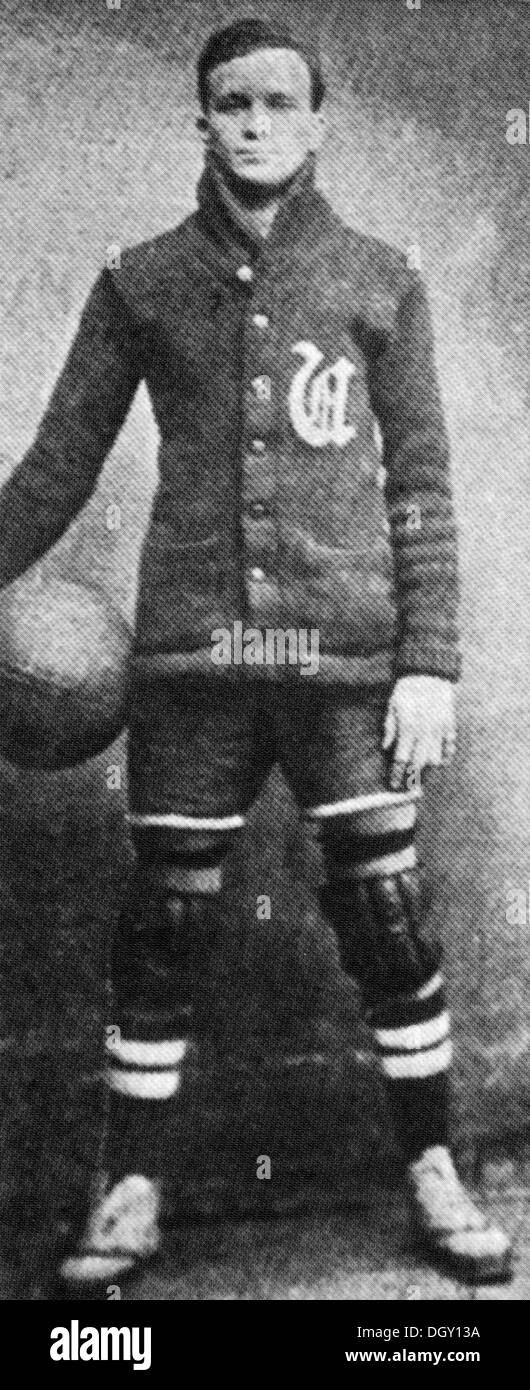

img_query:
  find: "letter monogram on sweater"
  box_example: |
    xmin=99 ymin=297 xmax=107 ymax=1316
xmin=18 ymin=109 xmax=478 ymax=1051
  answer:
xmin=288 ymin=341 xmax=357 ymax=448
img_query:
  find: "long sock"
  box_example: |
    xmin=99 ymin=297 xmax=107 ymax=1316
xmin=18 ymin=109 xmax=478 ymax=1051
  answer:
xmin=105 ymin=871 xmax=196 ymax=1183
xmin=382 ymin=1073 xmax=450 ymax=1162
xmin=105 ymin=1006 xmax=192 ymax=1183
xmin=370 ymin=971 xmax=453 ymax=1162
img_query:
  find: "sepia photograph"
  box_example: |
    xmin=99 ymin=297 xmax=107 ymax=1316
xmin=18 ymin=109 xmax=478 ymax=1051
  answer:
xmin=0 ymin=0 xmax=528 ymax=1351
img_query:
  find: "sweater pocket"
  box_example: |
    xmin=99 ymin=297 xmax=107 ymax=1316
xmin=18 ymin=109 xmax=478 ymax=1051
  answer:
xmin=282 ymin=532 xmax=397 ymax=656
xmin=150 ymin=529 xmax=221 ymax=596
xmin=135 ymin=527 xmax=224 ymax=652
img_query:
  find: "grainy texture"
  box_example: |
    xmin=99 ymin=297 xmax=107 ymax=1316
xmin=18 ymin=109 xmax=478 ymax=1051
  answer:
xmin=0 ymin=0 xmax=529 ymax=1295
xmin=0 ymin=159 xmax=460 ymax=682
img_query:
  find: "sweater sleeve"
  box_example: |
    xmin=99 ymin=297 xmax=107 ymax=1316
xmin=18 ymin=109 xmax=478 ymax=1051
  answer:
xmin=367 ymin=272 xmax=461 ymax=682
xmin=0 ymin=267 xmax=142 ymax=590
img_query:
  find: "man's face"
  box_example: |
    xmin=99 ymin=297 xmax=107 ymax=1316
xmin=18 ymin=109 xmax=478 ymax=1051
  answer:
xmin=204 ymin=47 xmax=324 ymax=186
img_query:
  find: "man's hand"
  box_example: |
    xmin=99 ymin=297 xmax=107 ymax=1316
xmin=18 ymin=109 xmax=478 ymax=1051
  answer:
xmin=383 ymin=675 xmax=457 ymax=792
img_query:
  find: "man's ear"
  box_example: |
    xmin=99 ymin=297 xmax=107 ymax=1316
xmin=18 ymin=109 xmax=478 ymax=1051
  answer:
xmin=309 ymin=109 xmax=326 ymax=153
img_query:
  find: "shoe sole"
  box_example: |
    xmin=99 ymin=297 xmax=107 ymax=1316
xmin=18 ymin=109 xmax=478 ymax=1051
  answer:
xmin=47 ymin=1252 xmax=158 ymax=1301
xmin=418 ymin=1234 xmax=513 ymax=1286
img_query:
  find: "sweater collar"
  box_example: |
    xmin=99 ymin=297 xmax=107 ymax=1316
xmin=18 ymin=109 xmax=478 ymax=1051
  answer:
xmin=195 ymin=152 xmax=326 ymax=263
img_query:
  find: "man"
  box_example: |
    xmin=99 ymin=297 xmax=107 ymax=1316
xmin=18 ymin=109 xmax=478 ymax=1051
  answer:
xmin=0 ymin=17 xmax=511 ymax=1291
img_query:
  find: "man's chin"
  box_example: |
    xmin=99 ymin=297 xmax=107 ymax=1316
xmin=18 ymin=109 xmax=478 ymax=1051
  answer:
xmin=210 ymin=152 xmax=309 ymax=204
xmin=230 ymin=162 xmax=308 ymax=196
xmin=233 ymin=165 xmax=287 ymax=187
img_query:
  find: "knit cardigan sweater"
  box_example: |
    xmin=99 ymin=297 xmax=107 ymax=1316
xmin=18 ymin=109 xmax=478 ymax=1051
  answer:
xmin=0 ymin=159 xmax=460 ymax=686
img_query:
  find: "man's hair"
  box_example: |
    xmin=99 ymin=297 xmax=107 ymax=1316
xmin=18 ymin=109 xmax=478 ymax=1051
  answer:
xmin=197 ymin=16 xmax=325 ymax=112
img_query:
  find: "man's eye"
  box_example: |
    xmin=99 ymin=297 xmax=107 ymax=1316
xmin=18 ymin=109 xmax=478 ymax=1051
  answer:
xmin=267 ymin=95 xmax=295 ymax=110
xmin=217 ymin=95 xmax=247 ymax=113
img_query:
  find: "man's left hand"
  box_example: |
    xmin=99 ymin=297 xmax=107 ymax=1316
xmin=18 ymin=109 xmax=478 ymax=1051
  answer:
xmin=382 ymin=675 xmax=457 ymax=792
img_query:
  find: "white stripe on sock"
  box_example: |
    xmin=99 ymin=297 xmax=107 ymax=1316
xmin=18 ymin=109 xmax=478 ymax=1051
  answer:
xmin=381 ymin=1038 xmax=453 ymax=1079
xmin=352 ymin=844 xmax=417 ymax=878
xmin=305 ymin=788 xmax=422 ymax=819
xmin=163 ymin=865 xmax=222 ymax=894
xmin=126 ymin=812 xmax=245 ymax=830
xmin=106 ymin=1037 xmax=188 ymax=1066
xmin=416 ymin=972 xmax=444 ymax=1000
xmin=375 ymin=1011 xmax=450 ymax=1053
xmin=108 ymin=1069 xmax=181 ymax=1099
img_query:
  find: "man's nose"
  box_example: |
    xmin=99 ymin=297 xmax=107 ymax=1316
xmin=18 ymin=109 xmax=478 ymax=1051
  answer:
xmin=242 ymin=106 xmax=270 ymax=139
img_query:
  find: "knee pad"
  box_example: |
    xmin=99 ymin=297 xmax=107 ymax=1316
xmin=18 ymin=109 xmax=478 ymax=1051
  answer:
xmin=318 ymin=792 xmax=441 ymax=1004
xmin=112 ymin=827 xmax=238 ymax=1009
xmin=132 ymin=826 xmax=235 ymax=906
xmin=319 ymin=871 xmax=441 ymax=1004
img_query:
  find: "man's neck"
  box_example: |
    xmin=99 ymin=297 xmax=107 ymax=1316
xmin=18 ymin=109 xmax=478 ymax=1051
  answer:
xmin=208 ymin=156 xmax=305 ymax=241
xmin=246 ymin=200 xmax=280 ymax=240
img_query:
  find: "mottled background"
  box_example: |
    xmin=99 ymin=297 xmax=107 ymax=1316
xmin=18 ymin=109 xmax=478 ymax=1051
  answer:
xmin=0 ymin=0 xmax=529 ymax=1287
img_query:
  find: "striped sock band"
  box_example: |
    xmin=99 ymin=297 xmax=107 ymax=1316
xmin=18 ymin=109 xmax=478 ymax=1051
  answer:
xmin=105 ymin=1029 xmax=190 ymax=1100
xmin=321 ymin=791 xmax=420 ymax=883
xmin=373 ymin=974 xmax=452 ymax=1080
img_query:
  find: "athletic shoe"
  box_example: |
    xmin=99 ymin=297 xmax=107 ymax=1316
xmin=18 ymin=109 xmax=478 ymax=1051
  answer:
xmin=409 ymin=1144 xmax=512 ymax=1283
xmin=56 ymin=1173 xmax=161 ymax=1298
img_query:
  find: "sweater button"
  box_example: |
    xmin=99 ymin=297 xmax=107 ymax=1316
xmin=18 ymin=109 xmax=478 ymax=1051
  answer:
xmin=253 ymin=312 xmax=269 ymax=329
xmin=250 ymin=567 xmax=265 ymax=582
xmin=376 ymin=464 xmax=387 ymax=489
xmin=237 ymin=265 xmax=253 ymax=283
xmin=252 ymin=374 xmax=271 ymax=402
xmin=251 ymin=439 xmax=266 ymax=454
xmin=249 ymin=501 xmax=267 ymax=519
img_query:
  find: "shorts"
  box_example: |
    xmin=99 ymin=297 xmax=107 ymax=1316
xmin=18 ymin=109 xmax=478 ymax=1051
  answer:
xmin=127 ymin=676 xmax=392 ymax=826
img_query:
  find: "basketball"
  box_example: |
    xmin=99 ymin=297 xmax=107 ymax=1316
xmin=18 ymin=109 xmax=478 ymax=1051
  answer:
xmin=0 ymin=576 xmax=132 ymax=769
